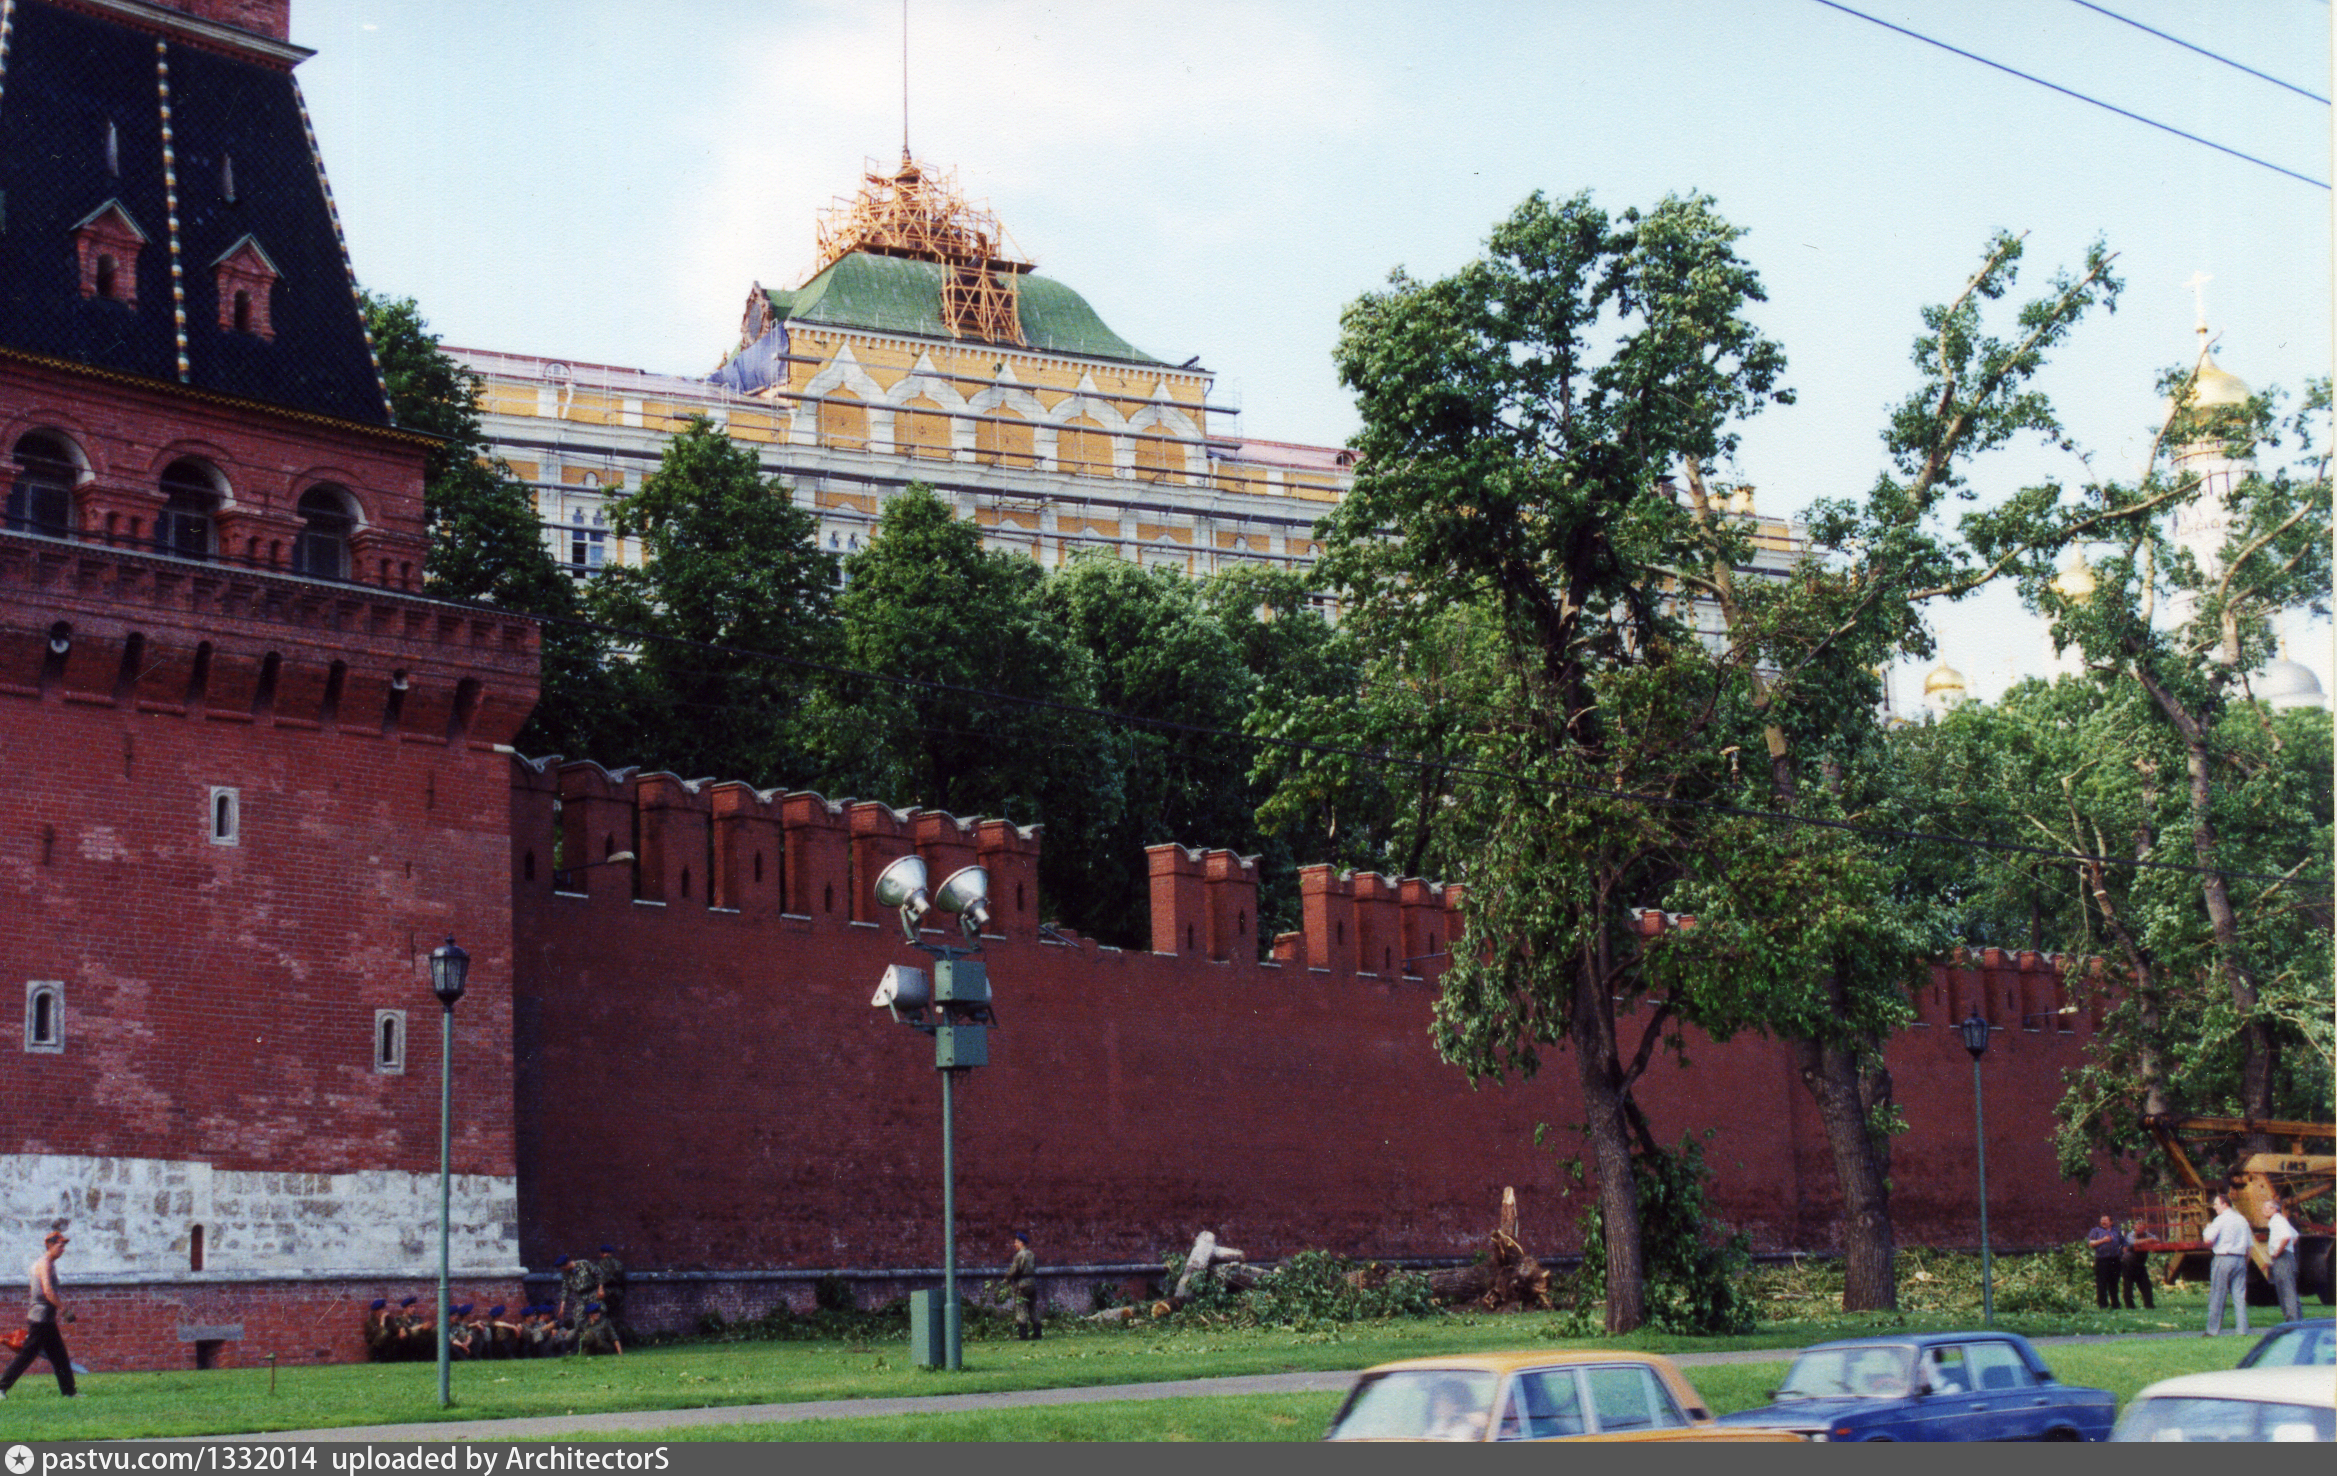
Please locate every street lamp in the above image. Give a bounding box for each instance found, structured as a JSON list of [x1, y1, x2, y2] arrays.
[[1959, 1009, 1994, 1327], [869, 855, 996, 1371], [428, 937, 469, 1408]]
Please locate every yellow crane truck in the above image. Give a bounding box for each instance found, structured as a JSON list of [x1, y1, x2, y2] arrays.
[[2128, 1116, 2335, 1305]]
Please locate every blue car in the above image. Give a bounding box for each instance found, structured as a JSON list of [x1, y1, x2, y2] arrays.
[[2236, 1319, 2335, 1369], [1716, 1332, 2116, 1442]]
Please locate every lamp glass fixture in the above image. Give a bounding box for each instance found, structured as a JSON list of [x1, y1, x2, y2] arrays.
[[429, 937, 470, 1006], [1959, 1011, 1990, 1060]]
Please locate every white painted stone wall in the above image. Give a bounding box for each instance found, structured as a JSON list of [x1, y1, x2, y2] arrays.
[[0, 1153, 520, 1281]]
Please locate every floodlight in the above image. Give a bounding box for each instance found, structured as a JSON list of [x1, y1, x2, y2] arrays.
[[874, 854, 932, 943], [932, 865, 991, 941], [871, 963, 932, 1024]]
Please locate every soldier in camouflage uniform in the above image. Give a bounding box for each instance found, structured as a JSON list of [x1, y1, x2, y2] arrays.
[[1007, 1230, 1040, 1340], [555, 1255, 599, 1347], [577, 1301, 623, 1356], [592, 1245, 627, 1331]]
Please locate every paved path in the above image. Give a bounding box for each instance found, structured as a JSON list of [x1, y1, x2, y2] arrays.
[[199, 1331, 2204, 1443]]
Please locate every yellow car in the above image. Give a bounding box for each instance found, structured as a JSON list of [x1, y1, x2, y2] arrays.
[[1323, 1349, 1806, 1443]]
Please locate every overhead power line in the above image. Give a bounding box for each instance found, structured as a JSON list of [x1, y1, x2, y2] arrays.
[[2066, 1, 2329, 106], [497, 601, 2330, 892], [1810, 0, 2332, 190]]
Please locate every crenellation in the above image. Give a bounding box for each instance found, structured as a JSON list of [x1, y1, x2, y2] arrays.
[[975, 817, 1040, 941], [1201, 848, 1257, 965], [632, 771, 710, 906], [1144, 843, 1206, 956], [909, 809, 980, 905], [778, 790, 850, 923], [1298, 864, 1355, 976], [707, 781, 783, 918], [556, 761, 639, 898], [846, 800, 915, 926], [1351, 872, 1401, 978]]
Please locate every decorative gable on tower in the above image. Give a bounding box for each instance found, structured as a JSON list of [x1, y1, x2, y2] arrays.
[[70, 199, 149, 307], [211, 234, 280, 340]]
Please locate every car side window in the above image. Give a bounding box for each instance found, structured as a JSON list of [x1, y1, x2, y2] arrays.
[[1924, 1346, 1971, 1394], [1964, 1342, 2035, 1392], [1503, 1369, 1586, 1439], [1585, 1365, 1686, 1432]]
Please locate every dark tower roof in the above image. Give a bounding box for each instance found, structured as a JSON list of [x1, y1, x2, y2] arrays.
[[0, 0, 391, 425]]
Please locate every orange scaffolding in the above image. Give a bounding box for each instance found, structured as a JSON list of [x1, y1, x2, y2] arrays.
[[810, 152, 1031, 347]]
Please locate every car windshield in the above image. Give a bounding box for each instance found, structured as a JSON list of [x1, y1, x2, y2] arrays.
[[1775, 1346, 1913, 1400], [2113, 1396, 2335, 1443], [1326, 1369, 1500, 1441], [2243, 1325, 2335, 1368]]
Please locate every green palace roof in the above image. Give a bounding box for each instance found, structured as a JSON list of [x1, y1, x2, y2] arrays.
[[765, 252, 1163, 366]]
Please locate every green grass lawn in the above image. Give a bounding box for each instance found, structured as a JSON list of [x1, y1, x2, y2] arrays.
[[0, 1290, 2279, 1442]]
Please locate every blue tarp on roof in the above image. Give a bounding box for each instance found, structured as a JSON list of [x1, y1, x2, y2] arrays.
[[709, 322, 789, 395]]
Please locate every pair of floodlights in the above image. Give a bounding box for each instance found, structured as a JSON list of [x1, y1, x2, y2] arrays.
[[872, 854, 992, 945]]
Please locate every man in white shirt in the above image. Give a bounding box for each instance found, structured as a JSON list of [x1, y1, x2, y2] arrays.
[[2202, 1193, 2255, 1337], [2264, 1195, 2302, 1325], [0, 1230, 76, 1399]]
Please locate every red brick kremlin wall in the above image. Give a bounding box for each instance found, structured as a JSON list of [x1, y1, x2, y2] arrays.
[[511, 758, 2131, 1325]]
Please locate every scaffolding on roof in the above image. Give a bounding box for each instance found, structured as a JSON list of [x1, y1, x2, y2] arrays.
[[810, 151, 1032, 347]]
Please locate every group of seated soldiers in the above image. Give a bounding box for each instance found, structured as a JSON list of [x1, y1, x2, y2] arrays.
[[361, 1247, 629, 1362]]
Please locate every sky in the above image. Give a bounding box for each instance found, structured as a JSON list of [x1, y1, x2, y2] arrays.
[[289, 0, 2334, 707]]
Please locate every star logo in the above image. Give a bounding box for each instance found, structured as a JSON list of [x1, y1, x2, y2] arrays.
[[6, 1444, 34, 1474]]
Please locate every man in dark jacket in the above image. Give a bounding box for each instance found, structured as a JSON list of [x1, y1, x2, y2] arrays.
[[2085, 1215, 2124, 1309]]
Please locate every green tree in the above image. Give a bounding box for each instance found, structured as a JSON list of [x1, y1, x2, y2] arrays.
[[1308, 201, 2124, 1327], [590, 416, 838, 786], [1321, 191, 1792, 1332], [1651, 232, 2120, 1312], [1039, 554, 1257, 946], [814, 485, 1120, 931], [1900, 675, 2332, 1173], [360, 290, 603, 756]]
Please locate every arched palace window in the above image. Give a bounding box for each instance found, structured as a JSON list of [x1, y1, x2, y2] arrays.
[[294, 486, 356, 579], [158, 459, 224, 560], [6, 433, 77, 537]]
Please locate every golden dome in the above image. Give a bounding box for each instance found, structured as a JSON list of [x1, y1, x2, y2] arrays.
[[2050, 552, 2096, 602], [1923, 664, 1968, 696], [2191, 352, 2251, 409]]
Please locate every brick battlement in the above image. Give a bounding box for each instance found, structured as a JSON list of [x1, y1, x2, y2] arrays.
[[506, 752, 2130, 1304], [507, 757, 1044, 933], [0, 534, 538, 746]]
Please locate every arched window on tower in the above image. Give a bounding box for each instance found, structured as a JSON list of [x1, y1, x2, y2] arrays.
[[6, 433, 79, 538], [158, 459, 224, 560], [294, 485, 356, 579]]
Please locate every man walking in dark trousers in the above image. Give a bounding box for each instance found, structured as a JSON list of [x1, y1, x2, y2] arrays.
[[0, 1231, 77, 1399], [2086, 1215, 2124, 1310], [2119, 1222, 2156, 1309]]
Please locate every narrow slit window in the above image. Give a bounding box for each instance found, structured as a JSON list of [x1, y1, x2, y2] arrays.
[[189, 1224, 205, 1272], [209, 786, 240, 846], [25, 982, 64, 1053], [374, 1010, 406, 1074]]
